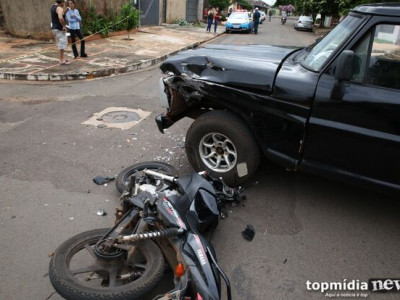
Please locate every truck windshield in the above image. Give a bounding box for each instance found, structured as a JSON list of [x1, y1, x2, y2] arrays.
[[302, 15, 364, 72]]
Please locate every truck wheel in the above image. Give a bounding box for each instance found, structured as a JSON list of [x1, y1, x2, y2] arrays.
[[185, 110, 260, 186]]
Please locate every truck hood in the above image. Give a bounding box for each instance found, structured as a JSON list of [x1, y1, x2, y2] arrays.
[[160, 44, 296, 92]]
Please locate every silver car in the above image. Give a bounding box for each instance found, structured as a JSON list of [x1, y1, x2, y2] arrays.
[[294, 16, 313, 31]]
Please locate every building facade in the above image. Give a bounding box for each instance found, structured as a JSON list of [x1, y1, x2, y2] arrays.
[[1, 0, 204, 39]]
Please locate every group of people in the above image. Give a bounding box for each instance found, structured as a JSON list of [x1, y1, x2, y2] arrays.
[[206, 7, 220, 34], [51, 0, 87, 65]]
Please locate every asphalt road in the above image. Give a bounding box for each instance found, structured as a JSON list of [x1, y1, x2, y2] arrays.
[[0, 18, 399, 300]]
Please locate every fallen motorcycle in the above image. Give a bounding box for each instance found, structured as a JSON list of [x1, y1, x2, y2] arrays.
[[49, 161, 242, 300]]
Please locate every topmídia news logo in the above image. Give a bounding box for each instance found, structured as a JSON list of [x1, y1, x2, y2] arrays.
[[306, 278, 400, 298]]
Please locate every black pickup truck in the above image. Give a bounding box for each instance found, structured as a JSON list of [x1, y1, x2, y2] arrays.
[[156, 3, 400, 196]]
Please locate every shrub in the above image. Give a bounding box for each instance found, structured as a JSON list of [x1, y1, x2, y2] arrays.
[[173, 18, 188, 26], [80, 4, 139, 37]]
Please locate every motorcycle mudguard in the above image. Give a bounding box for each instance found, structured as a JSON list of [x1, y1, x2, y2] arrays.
[[179, 173, 220, 230], [177, 173, 215, 200]]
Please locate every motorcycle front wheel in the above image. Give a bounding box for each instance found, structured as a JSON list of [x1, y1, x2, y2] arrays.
[[116, 161, 179, 194], [49, 228, 165, 300]]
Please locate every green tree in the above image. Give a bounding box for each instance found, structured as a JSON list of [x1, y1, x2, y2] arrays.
[[274, 0, 295, 7], [338, 0, 391, 15], [236, 0, 253, 10], [209, 0, 231, 10], [120, 3, 139, 39]]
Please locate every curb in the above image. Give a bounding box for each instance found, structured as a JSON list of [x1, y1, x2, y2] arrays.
[[0, 33, 223, 82]]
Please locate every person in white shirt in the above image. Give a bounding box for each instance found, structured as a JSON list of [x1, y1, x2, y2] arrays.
[[66, 0, 87, 58]]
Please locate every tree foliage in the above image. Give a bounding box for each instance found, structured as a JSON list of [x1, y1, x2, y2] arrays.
[[293, 0, 392, 17], [236, 0, 254, 10], [209, 0, 231, 10], [291, 0, 389, 28]]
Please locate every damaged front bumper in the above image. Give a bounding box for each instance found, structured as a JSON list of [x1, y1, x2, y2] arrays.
[[156, 76, 181, 133], [156, 75, 206, 133]]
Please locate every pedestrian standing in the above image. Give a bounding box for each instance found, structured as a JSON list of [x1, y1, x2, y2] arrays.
[[214, 8, 220, 35], [206, 8, 214, 32], [253, 7, 261, 34], [66, 0, 87, 59], [268, 10, 273, 22], [51, 0, 69, 65]]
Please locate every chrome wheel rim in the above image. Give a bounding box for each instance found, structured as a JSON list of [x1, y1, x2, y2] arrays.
[[199, 132, 237, 172]]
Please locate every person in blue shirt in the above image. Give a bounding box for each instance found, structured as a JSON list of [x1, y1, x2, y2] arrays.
[[66, 0, 87, 58], [253, 8, 261, 34]]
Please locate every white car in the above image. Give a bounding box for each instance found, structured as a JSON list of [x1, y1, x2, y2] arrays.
[[259, 11, 266, 23], [225, 11, 253, 33], [294, 16, 314, 31]]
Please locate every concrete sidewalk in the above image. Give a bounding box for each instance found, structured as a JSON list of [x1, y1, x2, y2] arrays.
[[0, 24, 224, 81]]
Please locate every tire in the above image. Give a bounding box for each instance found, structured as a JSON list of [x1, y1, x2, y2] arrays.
[[185, 110, 260, 186], [116, 161, 178, 194], [49, 228, 165, 300]]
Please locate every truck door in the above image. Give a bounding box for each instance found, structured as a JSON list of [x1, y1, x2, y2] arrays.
[[303, 22, 400, 194]]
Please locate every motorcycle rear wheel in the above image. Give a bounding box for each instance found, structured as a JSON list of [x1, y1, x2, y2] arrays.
[[49, 228, 165, 300], [116, 161, 179, 194]]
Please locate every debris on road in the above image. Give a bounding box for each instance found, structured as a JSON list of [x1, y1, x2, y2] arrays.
[[93, 176, 115, 185], [97, 208, 107, 216], [242, 224, 255, 241]]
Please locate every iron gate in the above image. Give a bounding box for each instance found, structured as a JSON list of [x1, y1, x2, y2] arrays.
[[186, 0, 197, 22], [138, 0, 159, 26]]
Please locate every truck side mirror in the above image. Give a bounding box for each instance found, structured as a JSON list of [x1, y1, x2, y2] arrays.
[[335, 50, 354, 81], [331, 50, 354, 100]]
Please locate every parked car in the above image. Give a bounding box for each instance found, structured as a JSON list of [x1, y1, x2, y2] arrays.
[[156, 4, 400, 197], [259, 11, 266, 23], [294, 15, 314, 31], [225, 11, 253, 33]]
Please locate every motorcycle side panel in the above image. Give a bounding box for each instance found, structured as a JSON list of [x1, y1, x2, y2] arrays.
[[158, 198, 187, 230], [183, 233, 220, 300]]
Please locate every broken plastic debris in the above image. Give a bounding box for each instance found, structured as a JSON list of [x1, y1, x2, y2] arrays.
[[93, 176, 115, 185], [97, 209, 107, 216], [242, 224, 255, 241]]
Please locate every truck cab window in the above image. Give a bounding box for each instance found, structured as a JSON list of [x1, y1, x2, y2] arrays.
[[351, 32, 371, 82], [366, 24, 400, 90], [302, 15, 363, 72]]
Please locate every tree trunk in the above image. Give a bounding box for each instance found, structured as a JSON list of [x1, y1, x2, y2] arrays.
[[320, 13, 326, 28]]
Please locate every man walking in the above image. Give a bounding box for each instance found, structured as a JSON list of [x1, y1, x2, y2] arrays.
[[253, 8, 261, 34], [51, 0, 69, 65]]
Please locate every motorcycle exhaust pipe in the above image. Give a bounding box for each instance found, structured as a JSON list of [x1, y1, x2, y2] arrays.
[[143, 169, 176, 182]]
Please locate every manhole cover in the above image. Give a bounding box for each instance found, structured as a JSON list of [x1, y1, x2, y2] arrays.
[[82, 107, 151, 130], [101, 111, 140, 123]]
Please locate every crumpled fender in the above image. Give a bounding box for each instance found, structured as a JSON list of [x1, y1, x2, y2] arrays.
[[161, 44, 296, 92]]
